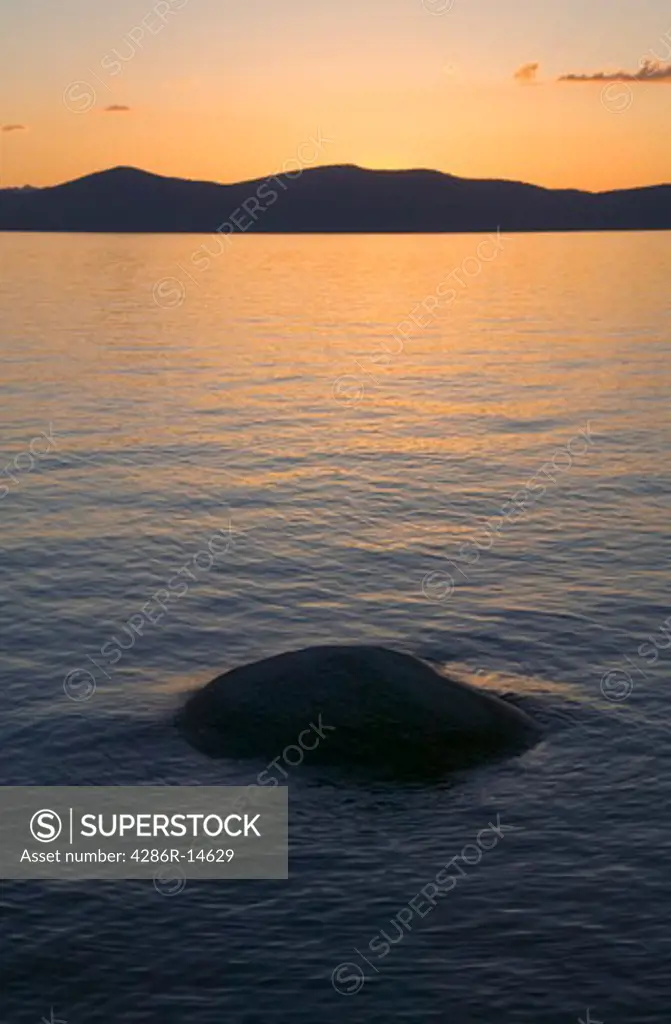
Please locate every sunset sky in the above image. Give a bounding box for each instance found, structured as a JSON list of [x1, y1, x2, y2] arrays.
[[1, 0, 670, 191]]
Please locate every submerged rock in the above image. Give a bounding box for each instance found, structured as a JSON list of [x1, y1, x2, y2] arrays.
[[176, 645, 541, 775]]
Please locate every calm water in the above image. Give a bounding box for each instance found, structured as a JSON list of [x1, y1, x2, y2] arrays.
[[1, 231, 670, 1023]]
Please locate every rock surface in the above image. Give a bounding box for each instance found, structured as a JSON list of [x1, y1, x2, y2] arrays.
[[176, 645, 542, 774]]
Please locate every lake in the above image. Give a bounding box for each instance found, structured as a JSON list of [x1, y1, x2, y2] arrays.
[[1, 230, 670, 1023]]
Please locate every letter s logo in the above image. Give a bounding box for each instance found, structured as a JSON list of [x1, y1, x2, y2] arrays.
[[30, 809, 63, 843]]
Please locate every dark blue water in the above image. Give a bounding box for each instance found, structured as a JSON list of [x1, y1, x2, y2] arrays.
[[1, 231, 670, 1023]]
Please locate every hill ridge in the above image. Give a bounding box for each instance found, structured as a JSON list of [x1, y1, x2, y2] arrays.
[[1, 164, 670, 233]]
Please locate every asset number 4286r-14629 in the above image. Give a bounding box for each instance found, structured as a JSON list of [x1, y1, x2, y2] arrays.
[[130, 849, 235, 863]]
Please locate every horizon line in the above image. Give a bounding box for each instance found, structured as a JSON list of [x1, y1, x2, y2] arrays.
[[3, 162, 671, 196]]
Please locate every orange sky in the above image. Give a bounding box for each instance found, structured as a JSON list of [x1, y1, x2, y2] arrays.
[[1, 0, 670, 191]]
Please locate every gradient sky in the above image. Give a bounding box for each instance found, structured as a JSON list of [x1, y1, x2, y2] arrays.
[[1, 0, 670, 190]]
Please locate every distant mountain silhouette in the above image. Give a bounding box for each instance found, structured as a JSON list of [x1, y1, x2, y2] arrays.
[[1, 164, 670, 233]]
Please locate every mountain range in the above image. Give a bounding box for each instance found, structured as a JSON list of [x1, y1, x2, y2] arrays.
[[1, 164, 670, 233]]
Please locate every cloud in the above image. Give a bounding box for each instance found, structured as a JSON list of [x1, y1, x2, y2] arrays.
[[559, 59, 671, 83], [103, 104, 131, 112], [2, 124, 27, 133], [514, 62, 540, 84]]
